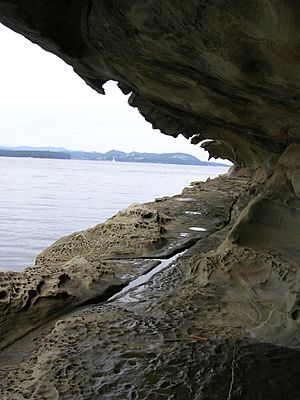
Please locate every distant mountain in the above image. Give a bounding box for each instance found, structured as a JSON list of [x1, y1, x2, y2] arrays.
[[96, 150, 222, 166], [0, 149, 71, 160], [0, 146, 229, 166], [67, 151, 104, 160], [104, 150, 127, 159]]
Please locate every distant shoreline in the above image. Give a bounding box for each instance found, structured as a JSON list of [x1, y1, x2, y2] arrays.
[[0, 147, 229, 167], [0, 149, 70, 160]]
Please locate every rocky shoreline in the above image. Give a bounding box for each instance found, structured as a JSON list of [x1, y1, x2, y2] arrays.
[[1, 174, 299, 399], [2, 2, 300, 398]]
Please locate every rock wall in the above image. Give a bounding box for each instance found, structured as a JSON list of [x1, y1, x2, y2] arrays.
[[1, 2, 300, 399]]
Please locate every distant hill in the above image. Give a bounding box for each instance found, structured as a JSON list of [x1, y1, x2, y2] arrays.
[[91, 150, 224, 166], [0, 149, 71, 160], [0, 146, 229, 166], [67, 149, 228, 166]]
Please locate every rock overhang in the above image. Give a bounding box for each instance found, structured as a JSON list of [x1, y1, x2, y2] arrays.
[[2, 4, 300, 395], [1, 0, 300, 170]]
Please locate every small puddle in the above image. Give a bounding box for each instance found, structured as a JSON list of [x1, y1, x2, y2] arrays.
[[108, 250, 187, 303], [184, 211, 201, 215], [189, 227, 206, 232], [174, 197, 193, 202]]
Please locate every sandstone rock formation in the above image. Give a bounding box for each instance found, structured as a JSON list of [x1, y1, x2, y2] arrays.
[[1, 2, 300, 399], [0, 204, 168, 349], [1, 1, 300, 171]]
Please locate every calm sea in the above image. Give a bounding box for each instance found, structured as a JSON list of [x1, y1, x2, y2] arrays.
[[0, 157, 228, 271]]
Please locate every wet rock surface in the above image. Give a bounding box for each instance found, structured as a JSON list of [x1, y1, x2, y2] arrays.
[[1, 175, 300, 399], [0, 178, 239, 351]]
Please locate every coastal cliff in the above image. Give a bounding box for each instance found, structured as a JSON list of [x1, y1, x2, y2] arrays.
[[1, 2, 300, 399]]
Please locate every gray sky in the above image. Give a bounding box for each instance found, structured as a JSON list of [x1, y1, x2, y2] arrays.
[[0, 24, 209, 159]]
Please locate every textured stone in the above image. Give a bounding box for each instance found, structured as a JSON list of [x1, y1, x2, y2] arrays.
[[0, 178, 244, 351], [36, 204, 169, 267], [1, 177, 300, 399], [1, 2, 300, 399]]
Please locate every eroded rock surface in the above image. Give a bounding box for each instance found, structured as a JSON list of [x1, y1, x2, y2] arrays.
[[1, 176, 300, 399], [1, 2, 300, 399], [0, 177, 241, 350], [35, 204, 170, 267], [0, 204, 169, 349]]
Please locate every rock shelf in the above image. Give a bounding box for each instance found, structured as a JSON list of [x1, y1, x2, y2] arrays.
[[1, 175, 299, 399], [1, 2, 300, 398]]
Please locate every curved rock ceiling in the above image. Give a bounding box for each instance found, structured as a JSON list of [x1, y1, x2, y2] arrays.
[[1, 0, 300, 171]]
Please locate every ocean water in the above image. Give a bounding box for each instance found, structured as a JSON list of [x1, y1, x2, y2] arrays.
[[0, 157, 228, 271]]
